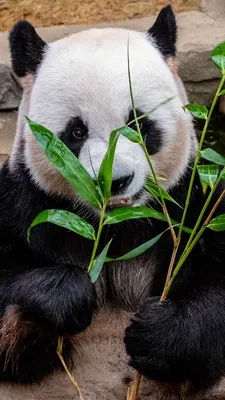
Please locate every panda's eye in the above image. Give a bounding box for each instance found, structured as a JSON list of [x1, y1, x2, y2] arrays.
[[72, 128, 86, 140]]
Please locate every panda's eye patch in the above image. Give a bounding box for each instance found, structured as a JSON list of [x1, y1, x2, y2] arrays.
[[126, 109, 162, 156], [126, 109, 144, 131], [59, 116, 88, 157]]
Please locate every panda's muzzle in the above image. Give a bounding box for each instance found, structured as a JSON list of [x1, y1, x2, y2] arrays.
[[106, 172, 144, 208], [110, 173, 134, 197]]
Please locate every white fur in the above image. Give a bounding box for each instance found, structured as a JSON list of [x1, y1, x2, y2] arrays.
[[20, 27, 195, 204]]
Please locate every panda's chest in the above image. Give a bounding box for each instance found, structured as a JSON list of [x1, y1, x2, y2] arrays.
[[96, 253, 158, 312], [40, 224, 158, 310]]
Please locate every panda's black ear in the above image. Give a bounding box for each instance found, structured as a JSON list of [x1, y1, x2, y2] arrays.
[[9, 21, 47, 77], [148, 5, 177, 58]]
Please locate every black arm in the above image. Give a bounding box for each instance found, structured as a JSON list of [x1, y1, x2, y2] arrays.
[[125, 181, 225, 392], [9, 264, 96, 334], [0, 241, 96, 383], [0, 236, 96, 335]]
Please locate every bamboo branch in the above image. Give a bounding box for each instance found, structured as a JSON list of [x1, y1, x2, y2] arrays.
[[127, 372, 142, 400], [57, 337, 84, 400]]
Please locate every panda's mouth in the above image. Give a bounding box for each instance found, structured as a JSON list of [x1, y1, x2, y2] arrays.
[[106, 191, 143, 209], [107, 196, 134, 209]]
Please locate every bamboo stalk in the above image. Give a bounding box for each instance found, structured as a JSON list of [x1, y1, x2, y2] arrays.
[[57, 337, 84, 400], [127, 372, 142, 400]]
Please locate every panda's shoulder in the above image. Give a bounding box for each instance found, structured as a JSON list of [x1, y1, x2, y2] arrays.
[[0, 161, 55, 235]]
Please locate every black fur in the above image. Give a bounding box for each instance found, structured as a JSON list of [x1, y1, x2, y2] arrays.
[[9, 21, 47, 77], [59, 117, 89, 158], [148, 5, 177, 58], [0, 162, 96, 382], [127, 110, 162, 155], [125, 170, 225, 392], [0, 334, 72, 383], [1, 154, 225, 391]]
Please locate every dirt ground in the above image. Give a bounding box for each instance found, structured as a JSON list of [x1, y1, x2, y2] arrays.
[[0, 0, 198, 31]]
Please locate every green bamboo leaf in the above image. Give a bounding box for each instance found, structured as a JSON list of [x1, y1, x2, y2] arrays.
[[26, 117, 101, 208], [219, 90, 225, 96], [119, 126, 141, 143], [28, 209, 96, 241], [127, 97, 175, 127], [104, 206, 192, 233], [98, 130, 120, 200], [200, 181, 208, 196], [104, 206, 166, 224], [197, 165, 219, 189], [200, 148, 225, 166], [220, 167, 225, 180], [144, 179, 181, 207], [184, 104, 208, 120], [89, 240, 112, 282], [212, 42, 225, 74], [207, 214, 225, 231], [105, 232, 164, 262]]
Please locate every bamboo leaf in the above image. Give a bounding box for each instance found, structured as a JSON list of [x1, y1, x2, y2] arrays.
[[144, 179, 181, 207], [200, 148, 225, 166], [89, 240, 112, 282], [26, 117, 102, 208], [28, 209, 96, 240], [208, 214, 225, 231], [212, 42, 225, 74], [200, 180, 208, 196], [104, 206, 166, 224], [127, 97, 175, 127], [197, 165, 219, 189], [220, 167, 225, 180], [219, 90, 225, 96], [184, 104, 208, 120], [98, 130, 120, 200], [119, 126, 142, 143], [104, 206, 192, 233], [105, 232, 164, 262]]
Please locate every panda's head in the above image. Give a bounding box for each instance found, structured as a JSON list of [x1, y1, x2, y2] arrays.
[[9, 5, 197, 209]]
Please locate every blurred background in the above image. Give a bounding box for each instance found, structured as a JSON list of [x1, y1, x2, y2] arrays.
[[0, 0, 198, 31]]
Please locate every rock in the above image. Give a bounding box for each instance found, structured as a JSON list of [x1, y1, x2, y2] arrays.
[[0, 154, 8, 164], [0, 110, 17, 160], [184, 80, 221, 107], [0, 64, 22, 110], [200, 0, 225, 20]]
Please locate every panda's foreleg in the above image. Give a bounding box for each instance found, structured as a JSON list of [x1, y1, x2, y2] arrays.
[[125, 181, 225, 393], [125, 247, 225, 394], [0, 264, 96, 382], [8, 265, 96, 335], [125, 286, 225, 392]]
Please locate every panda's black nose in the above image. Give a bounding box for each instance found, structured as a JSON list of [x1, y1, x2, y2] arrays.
[[111, 173, 134, 196]]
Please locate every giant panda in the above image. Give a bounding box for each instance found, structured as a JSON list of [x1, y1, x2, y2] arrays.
[[1, 5, 225, 400]]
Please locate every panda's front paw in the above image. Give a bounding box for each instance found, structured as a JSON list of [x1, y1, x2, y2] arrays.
[[12, 266, 96, 335], [124, 297, 218, 391], [125, 298, 178, 383]]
